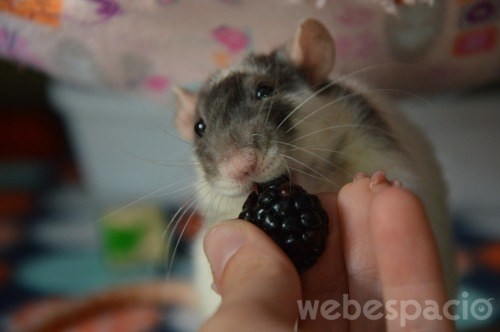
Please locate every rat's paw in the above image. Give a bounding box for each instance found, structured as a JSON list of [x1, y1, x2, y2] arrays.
[[353, 172, 368, 182], [369, 171, 403, 193], [369, 171, 388, 190], [351, 171, 402, 192]]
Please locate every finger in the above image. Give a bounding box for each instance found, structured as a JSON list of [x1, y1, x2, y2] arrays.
[[298, 192, 349, 331], [371, 187, 454, 331], [202, 220, 301, 332], [336, 174, 388, 330]]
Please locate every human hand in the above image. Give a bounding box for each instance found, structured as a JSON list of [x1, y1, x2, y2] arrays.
[[201, 173, 455, 331]]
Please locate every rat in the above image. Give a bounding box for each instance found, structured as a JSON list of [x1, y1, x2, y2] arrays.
[[173, 18, 456, 318], [25, 18, 456, 331]]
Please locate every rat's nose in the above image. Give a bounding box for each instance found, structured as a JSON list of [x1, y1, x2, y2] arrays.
[[220, 148, 258, 181]]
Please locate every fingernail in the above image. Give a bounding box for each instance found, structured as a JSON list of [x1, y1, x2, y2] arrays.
[[204, 222, 247, 280]]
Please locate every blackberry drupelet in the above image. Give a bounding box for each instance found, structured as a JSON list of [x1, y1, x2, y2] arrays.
[[238, 175, 329, 272]]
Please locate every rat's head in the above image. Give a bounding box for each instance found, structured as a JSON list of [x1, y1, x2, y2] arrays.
[[174, 19, 336, 197]]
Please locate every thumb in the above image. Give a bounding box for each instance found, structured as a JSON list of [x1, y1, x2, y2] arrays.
[[202, 220, 301, 331]]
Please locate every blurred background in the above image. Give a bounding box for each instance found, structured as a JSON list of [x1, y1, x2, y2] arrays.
[[2, 57, 500, 332], [1, 1, 500, 331], [0, 58, 201, 332]]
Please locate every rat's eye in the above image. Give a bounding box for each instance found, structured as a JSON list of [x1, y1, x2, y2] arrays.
[[255, 84, 274, 100], [194, 119, 206, 138]]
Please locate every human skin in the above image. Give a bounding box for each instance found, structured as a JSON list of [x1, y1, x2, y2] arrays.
[[202, 173, 455, 332]]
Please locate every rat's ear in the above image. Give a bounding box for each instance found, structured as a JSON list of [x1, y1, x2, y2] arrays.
[[286, 18, 335, 86], [172, 86, 198, 142]]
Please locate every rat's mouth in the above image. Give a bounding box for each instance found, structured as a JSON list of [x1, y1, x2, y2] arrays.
[[211, 180, 254, 198], [211, 145, 287, 197]]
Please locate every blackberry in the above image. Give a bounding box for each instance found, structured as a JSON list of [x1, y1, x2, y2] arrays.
[[238, 175, 329, 272]]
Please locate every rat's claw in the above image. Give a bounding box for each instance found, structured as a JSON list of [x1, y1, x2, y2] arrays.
[[353, 171, 402, 190], [353, 172, 367, 182], [369, 171, 403, 191], [370, 171, 387, 189]]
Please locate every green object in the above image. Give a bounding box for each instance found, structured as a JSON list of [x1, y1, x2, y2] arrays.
[[101, 205, 168, 268], [103, 224, 146, 260]]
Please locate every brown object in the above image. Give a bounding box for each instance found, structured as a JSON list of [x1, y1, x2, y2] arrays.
[[19, 281, 197, 332]]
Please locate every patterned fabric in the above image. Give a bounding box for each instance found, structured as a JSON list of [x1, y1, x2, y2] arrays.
[[0, 0, 499, 106]]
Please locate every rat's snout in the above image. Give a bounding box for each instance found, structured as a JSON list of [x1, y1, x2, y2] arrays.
[[220, 148, 258, 181]]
